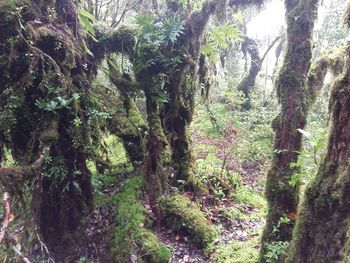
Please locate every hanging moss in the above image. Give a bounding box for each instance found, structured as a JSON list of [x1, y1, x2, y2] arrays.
[[158, 194, 217, 247]]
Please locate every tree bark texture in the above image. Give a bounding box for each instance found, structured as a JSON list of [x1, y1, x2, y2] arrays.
[[260, 0, 320, 261], [285, 44, 350, 263]]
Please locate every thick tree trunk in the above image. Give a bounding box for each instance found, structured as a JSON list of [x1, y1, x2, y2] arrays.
[[285, 44, 350, 263], [259, 0, 319, 262], [0, 0, 94, 257]]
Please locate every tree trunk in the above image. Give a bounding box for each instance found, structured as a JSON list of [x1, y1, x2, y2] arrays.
[[163, 65, 196, 188], [143, 82, 170, 196], [237, 37, 261, 110], [259, 0, 319, 262], [285, 44, 350, 263], [0, 0, 94, 257]]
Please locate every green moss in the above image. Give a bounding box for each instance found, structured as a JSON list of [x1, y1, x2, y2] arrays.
[[214, 237, 260, 263], [137, 231, 172, 263], [111, 176, 171, 263], [221, 204, 266, 222], [234, 186, 266, 209], [158, 194, 217, 247]]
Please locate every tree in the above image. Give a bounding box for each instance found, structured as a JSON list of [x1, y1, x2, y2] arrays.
[[0, 0, 97, 257], [285, 19, 350, 263], [260, 0, 320, 261]]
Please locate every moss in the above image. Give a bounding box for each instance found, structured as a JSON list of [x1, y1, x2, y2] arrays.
[[158, 194, 217, 247], [39, 129, 59, 143], [137, 231, 172, 263], [234, 186, 267, 209], [111, 175, 171, 263], [214, 237, 260, 263]]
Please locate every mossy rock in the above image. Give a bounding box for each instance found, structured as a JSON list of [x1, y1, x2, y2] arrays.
[[158, 194, 217, 247], [111, 175, 171, 263]]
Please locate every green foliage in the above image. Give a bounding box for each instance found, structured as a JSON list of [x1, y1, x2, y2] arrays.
[[289, 128, 327, 187], [133, 14, 185, 73], [35, 93, 80, 112], [79, 8, 98, 42], [264, 241, 289, 263], [215, 237, 260, 263], [234, 186, 266, 209], [195, 151, 241, 198], [203, 24, 242, 62]]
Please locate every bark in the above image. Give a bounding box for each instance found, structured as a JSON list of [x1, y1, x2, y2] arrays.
[[144, 85, 169, 196], [162, 0, 224, 188], [286, 44, 350, 263], [259, 0, 320, 262], [0, 0, 94, 257], [237, 35, 282, 110]]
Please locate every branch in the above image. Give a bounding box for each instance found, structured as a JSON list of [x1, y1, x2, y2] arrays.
[[12, 245, 31, 263], [94, 25, 136, 57], [261, 35, 283, 63], [0, 192, 12, 244], [107, 58, 141, 95], [307, 54, 344, 104], [0, 146, 50, 194]]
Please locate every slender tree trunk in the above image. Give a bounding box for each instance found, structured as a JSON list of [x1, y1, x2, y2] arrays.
[[237, 37, 261, 110], [259, 0, 319, 262], [285, 44, 350, 263]]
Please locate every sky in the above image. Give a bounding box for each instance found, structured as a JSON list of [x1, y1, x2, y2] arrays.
[[247, 0, 285, 39]]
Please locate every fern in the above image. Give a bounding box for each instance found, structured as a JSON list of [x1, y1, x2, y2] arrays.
[[160, 17, 184, 45], [203, 24, 242, 62], [133, 15, 185, 73]]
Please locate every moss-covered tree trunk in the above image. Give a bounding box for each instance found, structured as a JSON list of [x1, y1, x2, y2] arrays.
[[259, 0, 319, 261], [162, 0, 221, 189], [0, 0, 94, 257], [144, 86, 169, 196], [163, 65, 196, 188], [106, 59, 147, 165], [285, 43, 350, 263]]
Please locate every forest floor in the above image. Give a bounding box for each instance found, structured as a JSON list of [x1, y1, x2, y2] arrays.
[[74, 127, 268, 263], [0, 106, 271, 262]]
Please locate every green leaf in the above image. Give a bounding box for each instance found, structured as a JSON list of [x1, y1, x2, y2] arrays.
[[78, 8, 96, 23]]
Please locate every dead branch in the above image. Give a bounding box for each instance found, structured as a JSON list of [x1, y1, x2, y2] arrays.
[[12, 245, 31, 263], [0, 192, 12, 244], [261, 35, 283, 63]]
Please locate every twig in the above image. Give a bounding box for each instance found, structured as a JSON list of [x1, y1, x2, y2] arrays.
[[12, 246, 31, 263], [0, 192, 12, 244]]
